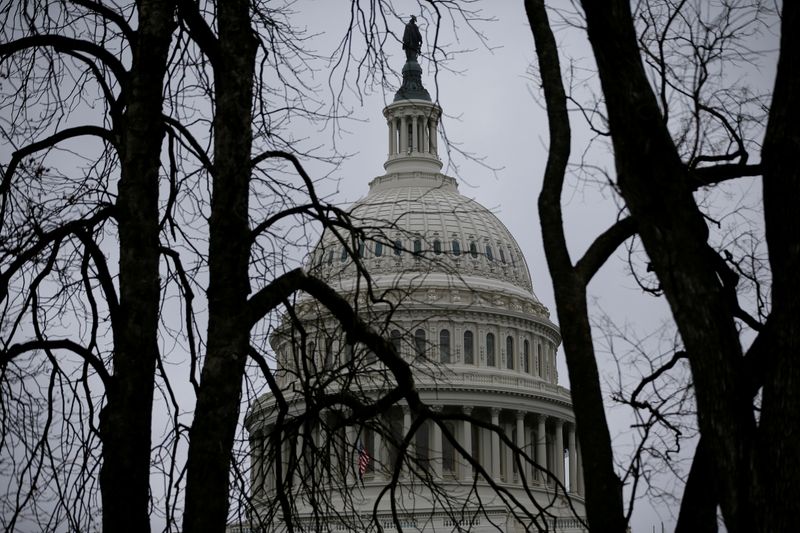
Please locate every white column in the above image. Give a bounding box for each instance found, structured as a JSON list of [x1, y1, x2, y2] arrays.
[[462, 406, 473, 480], [515, 411, 525, 485], [554, 418, 564, 485], [400, 115, 408, 153], [536, 415, 547, 483], [490, 408, 501, 480], [568, 423, 577, 493], [431, 407, 443, 477], [411, 115, 419, 152]]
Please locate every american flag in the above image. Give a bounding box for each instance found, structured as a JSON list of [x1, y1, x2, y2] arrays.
[[357, 439, 370, 480]]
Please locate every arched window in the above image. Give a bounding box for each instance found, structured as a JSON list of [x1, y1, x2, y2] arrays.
[[506, 335, 514, 369], [390, 329, 402, 355], [375, 242, 383, 257], [463, 331, 474, 365], [486, 245, 494, 261], [413, 239, 422, 255], [433, 239, 442, 255], [470, 241, 478, 258], [414, 329, 427, 358], [340, 246, 348, 262], [393, 239, 403, 256], [452, 240, 461, 256], [524, 339, 530, 373], [486, 333, 496, 367], [537, 344, 543, 377], [358, 240, 365, 258], [499, 247, 506, 263], [327, 249, 334, 265], [439, 329, 451, 363]]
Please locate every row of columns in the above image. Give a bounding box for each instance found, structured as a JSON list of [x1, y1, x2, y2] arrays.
[[251, 406, 584, 497], [386, 113, 438, 156]]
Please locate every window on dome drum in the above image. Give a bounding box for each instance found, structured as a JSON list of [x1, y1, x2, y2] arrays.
[[537, 344, 543, 377], [375, 241, 383, 257], [358, 240, 365, 258], [340, 246, 348, 262], [327, 249, 334, 265], [390, 329, 402, 355], [366, 349, 377, 363], [469, 241, 478, 258], [463, 330, 474, 365], [486, 245, 494, 261], [324, 338, 334, 370], [499, 247, 506, 263], [524, 339, 530, 374], [393, 239, 403, 256], [442, 421, 456, 473], [506, 336, 514, 369], [361, 427, 375, 474], [413, 239, 422, 255], [414, 329, 427, 358], [433, 239, 442, 255], [486, 333, 496, 367], [439, 329, 451, 363], [347, 343, 355, 362], [452, 239, 461, 256]]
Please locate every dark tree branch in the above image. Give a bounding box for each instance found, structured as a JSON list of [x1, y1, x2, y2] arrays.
[[1, 339, 110, 385], [575, 217, 637, 285]]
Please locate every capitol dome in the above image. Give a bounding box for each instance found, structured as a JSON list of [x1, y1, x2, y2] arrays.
[[242, 23, 586, 533]]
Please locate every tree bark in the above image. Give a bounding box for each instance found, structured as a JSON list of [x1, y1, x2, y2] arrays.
[[182, 0, 257, 530], [98, 1, 174, 532]]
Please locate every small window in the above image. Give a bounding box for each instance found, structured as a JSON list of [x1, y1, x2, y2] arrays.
[[327, 250, 334, 265], [486, 245, 494, 262], [469, 241, 478, 258], [414, 329, 427, 358], [340, 247, 348, 262], [506, 336, 514, 369], [439, 329, 451, 363], [433, 240, 442, 255], [464, 330, 474, 365], [413, 239, 422, 255], [499, 247, 506, 263], [486, 333, 495, 367], [393, 239, 403, 256], [452, 240, 461, 256], [358, 241, 365, 258]]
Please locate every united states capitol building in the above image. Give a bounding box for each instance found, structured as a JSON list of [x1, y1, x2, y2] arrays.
[[241, 22, 587, 533]]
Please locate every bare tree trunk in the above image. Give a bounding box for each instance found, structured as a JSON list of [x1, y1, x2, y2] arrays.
[[758, 5, 800, 531], [182, 0, 257, 530], [525, 2, 628, 531], [98, 1, 174, 532]]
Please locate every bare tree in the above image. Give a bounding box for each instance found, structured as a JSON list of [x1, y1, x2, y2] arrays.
[[525, 0, 796, 532], [1, 2, 514, 532]]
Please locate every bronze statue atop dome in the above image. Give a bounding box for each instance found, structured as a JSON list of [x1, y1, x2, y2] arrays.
[[402, 16, 422, 62]]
